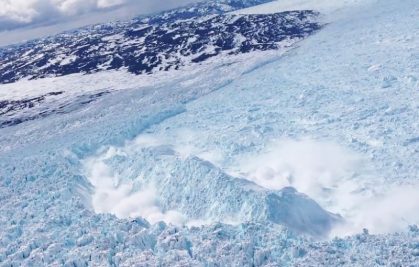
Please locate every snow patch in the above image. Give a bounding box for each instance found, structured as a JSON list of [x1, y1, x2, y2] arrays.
[[233, 0, 376, 16]]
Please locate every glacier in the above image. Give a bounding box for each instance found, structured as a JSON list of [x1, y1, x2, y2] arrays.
[[0, 0, 418, 266]]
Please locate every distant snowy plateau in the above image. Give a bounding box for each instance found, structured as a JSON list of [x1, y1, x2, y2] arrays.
[[0, 0, 418, 266]]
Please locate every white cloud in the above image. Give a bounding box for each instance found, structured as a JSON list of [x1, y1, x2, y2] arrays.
[[0, 0, 199, 46], [0, 0, 198, 31]]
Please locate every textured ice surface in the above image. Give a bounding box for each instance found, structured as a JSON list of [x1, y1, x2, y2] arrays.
[[0, 0, 418, 266], [83, 138, 340, 237]]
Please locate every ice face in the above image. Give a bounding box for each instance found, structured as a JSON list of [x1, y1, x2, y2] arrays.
[[83, 139, 341, 237], [0, 0, 418, 266]]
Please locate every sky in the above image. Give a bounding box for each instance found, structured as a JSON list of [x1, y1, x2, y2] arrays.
[[0, 0, 198, 46]]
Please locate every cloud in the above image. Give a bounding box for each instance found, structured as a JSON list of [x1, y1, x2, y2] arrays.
[[0, 0, 199, 46], [0, 0, 102, 31], [0, 0, 198, 31]]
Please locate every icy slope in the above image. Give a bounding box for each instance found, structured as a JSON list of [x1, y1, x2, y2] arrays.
[[233, 0, 373, 16], [142, 0, 419, 236], [0, 0, 418, 266]]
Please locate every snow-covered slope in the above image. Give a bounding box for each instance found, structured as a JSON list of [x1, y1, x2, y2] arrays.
[[233, 0, 373, 16], [0, 2, 319, 85], [0, 0, 418, 266], [0, 0, 321, 128]]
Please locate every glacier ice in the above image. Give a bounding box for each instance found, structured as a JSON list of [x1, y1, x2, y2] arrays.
[[83, 139, 341, 237], [0, 0, 418, 266]]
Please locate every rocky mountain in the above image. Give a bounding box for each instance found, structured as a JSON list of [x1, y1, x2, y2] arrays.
[[0, 0, 320, 84]]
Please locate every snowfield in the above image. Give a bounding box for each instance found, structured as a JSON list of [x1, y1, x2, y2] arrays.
[[0, 0, 418, 266], [232, 0, 373, 16]]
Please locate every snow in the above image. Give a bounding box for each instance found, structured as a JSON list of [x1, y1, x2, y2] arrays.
[[59, 55, 78, 66], [0, 0, 418, 266], [233, 0, 376, 16]]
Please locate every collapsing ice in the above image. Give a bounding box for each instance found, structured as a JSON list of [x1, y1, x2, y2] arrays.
[[83, 138, 342, 238]]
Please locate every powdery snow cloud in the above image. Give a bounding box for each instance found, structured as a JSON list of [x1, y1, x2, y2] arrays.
[[83, 145, 187, 226], [236, 138, 419, 236]]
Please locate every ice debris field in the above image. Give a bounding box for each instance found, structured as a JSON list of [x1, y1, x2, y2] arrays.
[[0, 0, 418, 266]]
